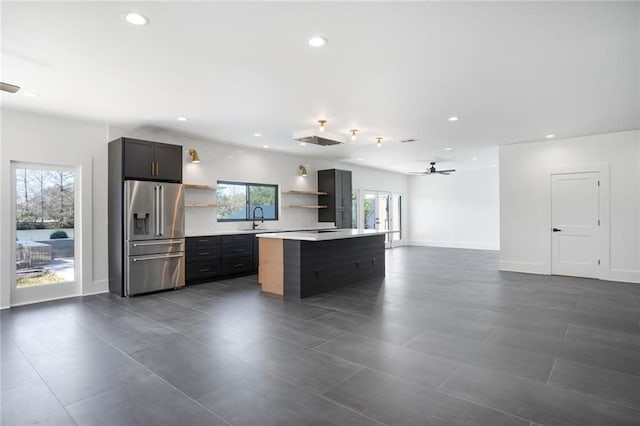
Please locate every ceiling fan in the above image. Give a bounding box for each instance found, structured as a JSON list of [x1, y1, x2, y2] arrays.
[[409, 161, 456, 175]]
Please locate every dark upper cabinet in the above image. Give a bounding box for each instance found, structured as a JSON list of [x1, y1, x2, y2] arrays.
[[153, 143, 182, 182], [116, 138, 182, 182], [318, 169, 353, 228]]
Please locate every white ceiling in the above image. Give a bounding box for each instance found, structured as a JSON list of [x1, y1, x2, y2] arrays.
[[2, 1, 638, 174]]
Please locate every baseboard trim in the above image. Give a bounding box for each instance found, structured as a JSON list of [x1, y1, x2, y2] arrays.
[[499, 260, 548, 275], [83, 279, 108, 295], [408, 240, 500, 251], [603, 269, 640, 284]]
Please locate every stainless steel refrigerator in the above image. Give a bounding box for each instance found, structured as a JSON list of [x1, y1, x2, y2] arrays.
[[121, 180, 185, 296]]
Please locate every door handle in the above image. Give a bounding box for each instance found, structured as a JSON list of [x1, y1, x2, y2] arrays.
[[552, 228, 562, 232]]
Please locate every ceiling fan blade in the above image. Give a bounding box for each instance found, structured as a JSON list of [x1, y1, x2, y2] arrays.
[[408, 171, 429, 175], [438, 169, 456, 173]]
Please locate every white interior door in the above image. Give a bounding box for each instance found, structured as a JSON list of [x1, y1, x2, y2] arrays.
[[551, 172, 600, 278]]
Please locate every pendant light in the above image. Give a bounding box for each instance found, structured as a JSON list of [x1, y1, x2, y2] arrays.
[[350, 129, 358, 141], [376, 137, 383, 148], [318, 120, 327, 132]]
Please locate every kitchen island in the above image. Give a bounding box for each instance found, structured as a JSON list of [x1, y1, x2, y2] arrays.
[[257, 229, 386, 298]]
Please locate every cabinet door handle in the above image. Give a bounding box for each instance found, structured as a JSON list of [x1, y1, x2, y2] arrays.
[[156, 161, 159, 176], [151, 162, 155, 176], [232, 249, 244, 253], [233, 263, 245, 268], [198, 239, 210, 243], [198, 252, 210, 256]]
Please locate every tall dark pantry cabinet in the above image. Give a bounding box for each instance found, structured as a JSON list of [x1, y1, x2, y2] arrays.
[[108, 138, 184, 296], [317, 168, 353, 228]]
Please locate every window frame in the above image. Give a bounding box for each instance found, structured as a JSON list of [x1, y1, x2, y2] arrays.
[[216, 180, 279, 222]]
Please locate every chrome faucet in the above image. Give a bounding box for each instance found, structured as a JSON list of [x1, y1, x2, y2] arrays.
[[252, 206, 264, 230]]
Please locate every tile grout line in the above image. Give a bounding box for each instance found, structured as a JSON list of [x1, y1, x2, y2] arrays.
[[63, 322, 233, 426], [309, 330, 350, 350], [543, 377, 640, 415], [358, 364, 536, 425], [260, 370, 388, 426], [6, 334, 81, 426], [562, 323, 571, 340], [435, 363, 465, 391], [545, 358, 558, 385]]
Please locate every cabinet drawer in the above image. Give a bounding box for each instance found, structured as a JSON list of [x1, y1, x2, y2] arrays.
[[221, 234, 253, 244], [186, 236, 221, 248], [186, 245, 220, 259], [186, 259, 221, 277], [221, 256, 253, 274], [221, 242, 253, 258]]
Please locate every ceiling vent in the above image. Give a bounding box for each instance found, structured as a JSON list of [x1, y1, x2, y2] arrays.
[[292, 130, 344, 146], [399, 138, 420, 143], [0, 82, 21, 93]]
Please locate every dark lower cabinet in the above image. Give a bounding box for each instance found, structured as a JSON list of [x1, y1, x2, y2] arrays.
[[283, 235, 385, 298], [186, 234, 257, 284]]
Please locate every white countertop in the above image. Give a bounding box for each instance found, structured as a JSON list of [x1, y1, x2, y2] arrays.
[[256, 229, 388, 241], [186, 225, 337, 237]]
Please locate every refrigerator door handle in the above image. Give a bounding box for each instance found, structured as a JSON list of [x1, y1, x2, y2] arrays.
[[158, 185, 164, 236], [132, 239, 184, 247], [132, 253, 184, 262], [154, 185, 160, 237]]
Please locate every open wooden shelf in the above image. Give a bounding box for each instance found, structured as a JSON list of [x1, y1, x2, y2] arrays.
[[283, 190, 327, 195], [288, 205, 328, 209], [184, 184, 216, 190]]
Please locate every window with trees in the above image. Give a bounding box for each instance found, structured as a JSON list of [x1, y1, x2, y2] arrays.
[[217, 181, 278, 221], [15, 166, 76, 287]]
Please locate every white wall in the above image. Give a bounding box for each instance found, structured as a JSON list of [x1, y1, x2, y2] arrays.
[[109, 127, 410, 237], [500, 129, 640, 283], [1, 109, 109, 308], [407, 166, 500, 250]]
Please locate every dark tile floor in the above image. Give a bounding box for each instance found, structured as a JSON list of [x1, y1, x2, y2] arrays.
[[2, 246, 640, 425]]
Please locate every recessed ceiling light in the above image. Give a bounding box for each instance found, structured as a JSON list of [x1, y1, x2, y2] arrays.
[[546, 134, 555, 139], [123, 12, 149, 26], [357, 158, 363, 161], [253, 132, 262, 137], [308, 36, 327, 47], [448, 116, 459, 122], [22, 91, 39, 98], [177, 117, 188, 122], [299, 142, 307, 146], [263, 145, 269, 149], [444, 147, 453, 151], [472, 157, 478, 160]]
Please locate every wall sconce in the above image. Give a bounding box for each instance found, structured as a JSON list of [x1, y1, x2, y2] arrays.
[[298, 165, 308, 176], [189, 148, 200, 163]]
